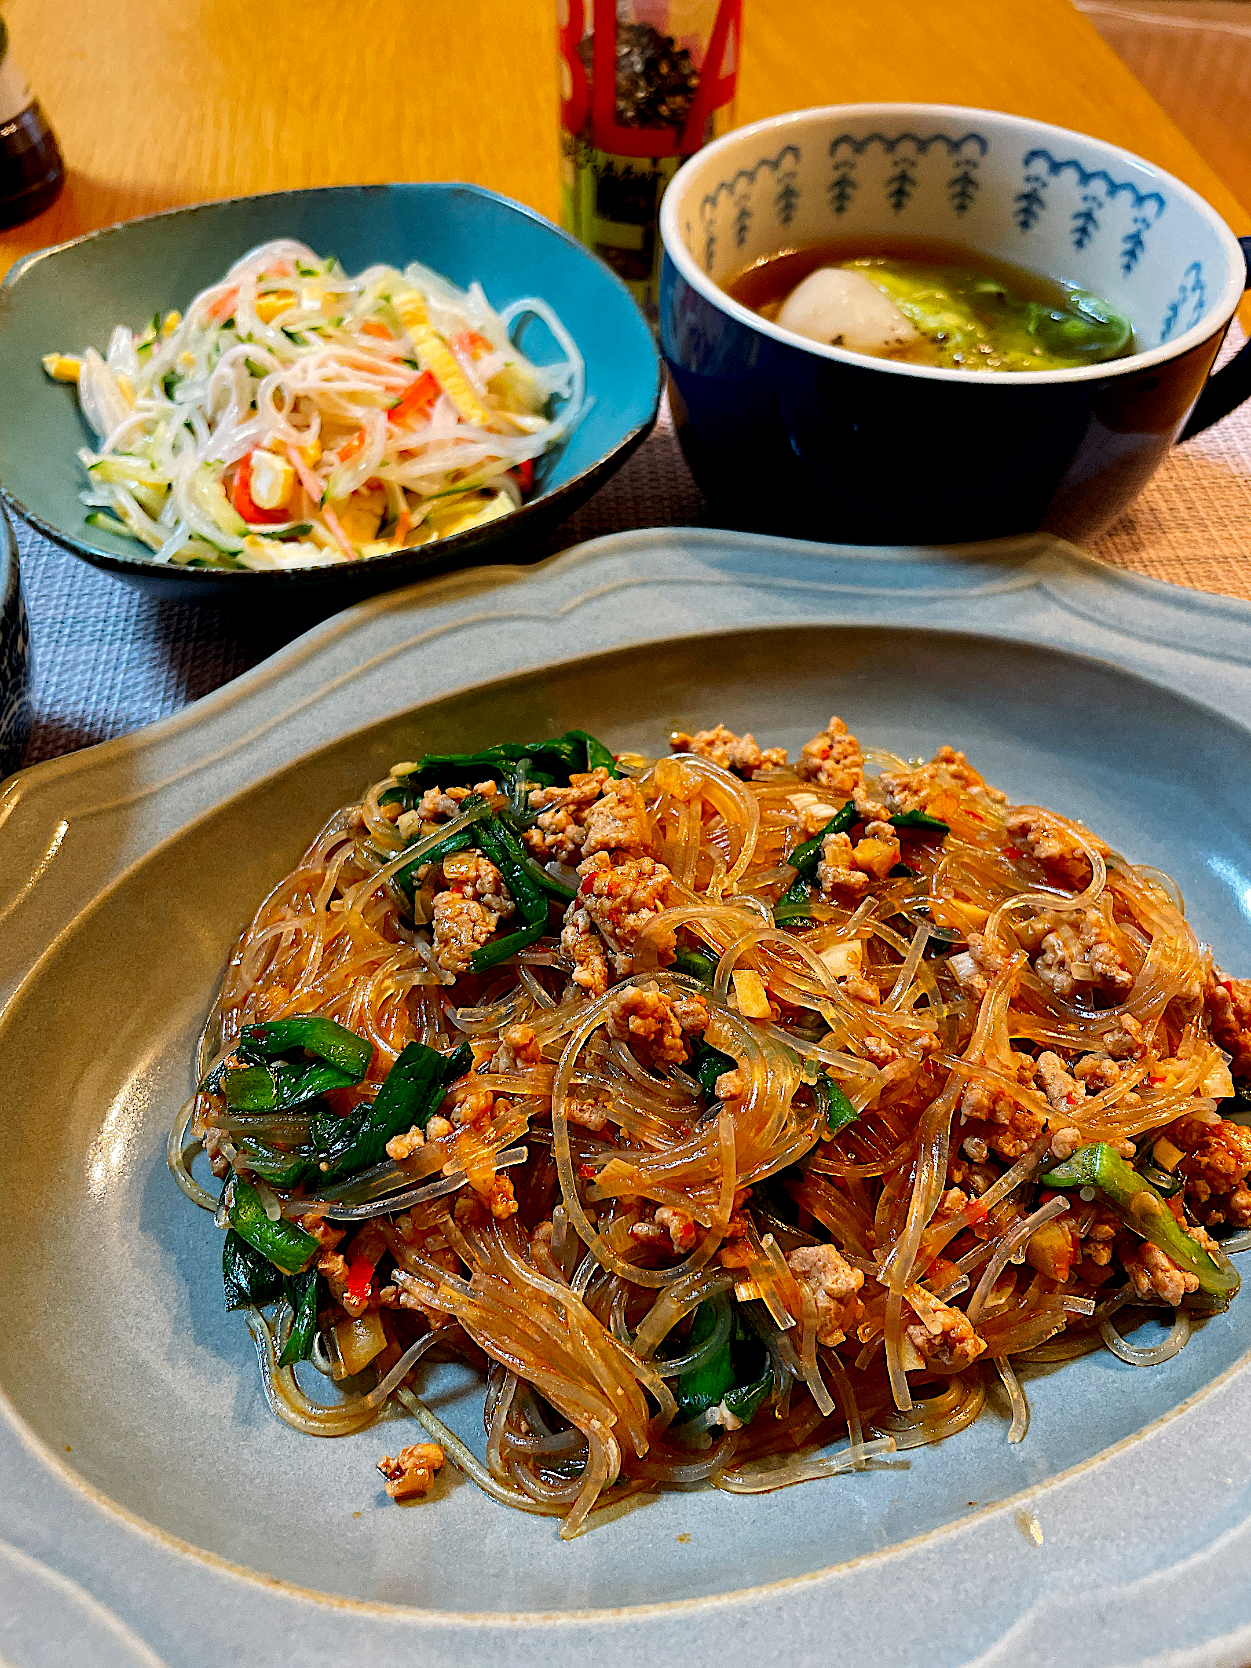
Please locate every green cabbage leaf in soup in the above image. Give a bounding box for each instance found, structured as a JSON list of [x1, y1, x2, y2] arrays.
[[850, 259, 1133, 373]]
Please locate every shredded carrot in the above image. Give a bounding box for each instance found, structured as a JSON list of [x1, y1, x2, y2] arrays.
[[338, 428, 368, 465], [360, 319, 393, 340], [320, 503, 357, 561], [204, 285, 239, 323], [389, 506, 412, 548]]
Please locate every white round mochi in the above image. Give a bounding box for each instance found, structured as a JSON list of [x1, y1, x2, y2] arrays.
[[777, 267, 920, 354]]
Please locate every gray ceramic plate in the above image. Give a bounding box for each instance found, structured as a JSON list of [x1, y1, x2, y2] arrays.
[[2, 529, 1250, 1667]]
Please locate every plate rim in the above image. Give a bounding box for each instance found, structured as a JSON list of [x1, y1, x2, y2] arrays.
[[6, 522, 1251, 790], [3, 1335, 1248, 1628]]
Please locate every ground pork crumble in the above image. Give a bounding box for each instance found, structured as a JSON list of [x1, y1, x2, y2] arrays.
[[1003, 806, 1110, 891], [522, 769, 651, 865], [878, 746, 1007, 816], [817, 822, 901, 900], [796, 715, 864, 797], [786, 1244, 865, 1347], [1206, 973, 1251, 1080], [377, 1442, 445, 1501], [669, 723, 788, 777], [432, 890, 502, 975], [606, 982, 709, 1068], [903, 1283, 987, 1371], [401, 782, 520, 975], [1169, 1111, 1251, 1228], [562, 852, 677, 996]]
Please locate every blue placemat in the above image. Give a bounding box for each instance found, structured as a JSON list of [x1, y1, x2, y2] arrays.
[[13, 403, 713, 767]]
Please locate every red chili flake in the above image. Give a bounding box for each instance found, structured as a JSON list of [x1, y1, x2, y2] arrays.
[[344, 1255, 376, 1306], [579, 873, 595, 896], [965, 1199, 990, 1227], [578, 1162, 598, 1179]]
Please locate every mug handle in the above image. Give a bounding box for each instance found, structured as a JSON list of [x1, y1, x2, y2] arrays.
[[1179, 235, 1251, 441]]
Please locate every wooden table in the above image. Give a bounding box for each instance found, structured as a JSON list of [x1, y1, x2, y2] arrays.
[[2, 0, 1249, 285]]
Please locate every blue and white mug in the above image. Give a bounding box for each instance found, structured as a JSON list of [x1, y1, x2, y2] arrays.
[[659, 104, 1251, 544]]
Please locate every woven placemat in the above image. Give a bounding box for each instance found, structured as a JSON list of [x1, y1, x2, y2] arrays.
[[12, 325, 1251, 768]]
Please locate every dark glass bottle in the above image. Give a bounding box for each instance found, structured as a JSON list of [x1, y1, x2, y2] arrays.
[[0, 16, 63, 229]]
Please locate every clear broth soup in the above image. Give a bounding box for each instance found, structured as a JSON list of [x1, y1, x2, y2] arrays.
[[724, 237, 1134, 373]]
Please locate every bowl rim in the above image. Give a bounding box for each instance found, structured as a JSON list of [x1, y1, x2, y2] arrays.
[[659, 102, 1247, 387], [0, 181, 662, 584]]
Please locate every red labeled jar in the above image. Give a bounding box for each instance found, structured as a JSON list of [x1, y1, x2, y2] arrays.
[[558, 0, 741, 320]]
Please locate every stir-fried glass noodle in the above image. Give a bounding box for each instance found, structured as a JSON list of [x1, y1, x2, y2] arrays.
[[171, 715, 1251, 1533], [43, 239, 584, 570]]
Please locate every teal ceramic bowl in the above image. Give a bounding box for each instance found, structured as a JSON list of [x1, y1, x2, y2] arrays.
[[0, 185, 661, 604], [0, 505, 32, 779]]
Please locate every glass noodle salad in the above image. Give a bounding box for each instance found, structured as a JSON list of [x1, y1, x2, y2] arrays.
[[42, 239, 585, 570]]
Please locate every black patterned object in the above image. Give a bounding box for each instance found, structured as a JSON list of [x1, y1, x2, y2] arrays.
[[0, 505, 32, 780]]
